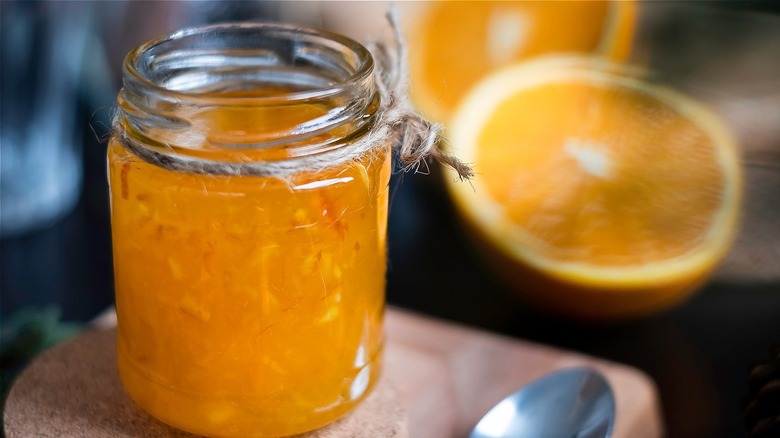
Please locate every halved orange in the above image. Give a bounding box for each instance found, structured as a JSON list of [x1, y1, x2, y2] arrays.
[[406, 0, 637, 123], [444, 56, 742, 319]]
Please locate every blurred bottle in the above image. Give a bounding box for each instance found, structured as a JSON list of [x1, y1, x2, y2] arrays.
[[0, 1, 95, 237]]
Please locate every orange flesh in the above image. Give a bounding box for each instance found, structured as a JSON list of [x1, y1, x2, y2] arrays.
[[109, 95, 390, 437], [476, 81, 725, 266], [409, 1, 634, 121]]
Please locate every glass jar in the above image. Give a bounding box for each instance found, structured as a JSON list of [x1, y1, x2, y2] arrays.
[[108, 23, 390, 437]]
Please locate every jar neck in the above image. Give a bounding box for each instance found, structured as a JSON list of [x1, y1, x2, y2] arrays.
[[116, 23, 379, 165]]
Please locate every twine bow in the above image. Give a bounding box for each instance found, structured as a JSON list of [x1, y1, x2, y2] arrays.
[[369, 6, 474, 181]]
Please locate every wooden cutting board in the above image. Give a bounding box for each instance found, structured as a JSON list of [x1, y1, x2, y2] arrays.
[[4, 307, 663, 437], [384, 308, 664, 438]]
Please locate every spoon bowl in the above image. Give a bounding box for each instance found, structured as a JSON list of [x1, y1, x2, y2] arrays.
[[469, 367, 615, 438]]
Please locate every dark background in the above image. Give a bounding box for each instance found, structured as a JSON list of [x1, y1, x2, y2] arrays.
[[2, 2, 780, 437]]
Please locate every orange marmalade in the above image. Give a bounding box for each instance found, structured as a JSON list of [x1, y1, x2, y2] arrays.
[[108, 24, 389, 437]]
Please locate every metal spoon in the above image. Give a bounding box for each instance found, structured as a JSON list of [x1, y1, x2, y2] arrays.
[[469, 367, 615, 438]]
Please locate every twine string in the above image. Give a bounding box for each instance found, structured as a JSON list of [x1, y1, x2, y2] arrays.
[[369, 6, 474, 181], [115, 9, 474, 181]]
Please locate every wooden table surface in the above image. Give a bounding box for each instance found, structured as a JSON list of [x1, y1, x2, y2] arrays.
[[4, 307, 662, 437]]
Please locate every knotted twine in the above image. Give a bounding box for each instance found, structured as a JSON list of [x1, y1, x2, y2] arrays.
[[114, 9, 474, 181], [367, 7, 474, 181]]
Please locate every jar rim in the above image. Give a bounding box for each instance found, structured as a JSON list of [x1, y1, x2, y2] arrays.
[[123, 21, 375, 106], [114, 21, 385, 177]]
